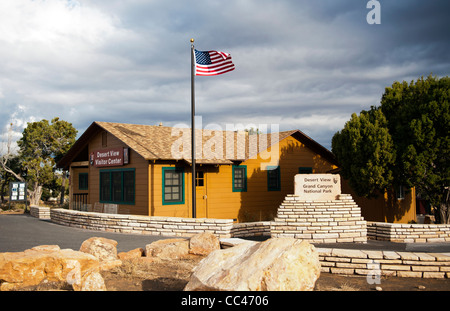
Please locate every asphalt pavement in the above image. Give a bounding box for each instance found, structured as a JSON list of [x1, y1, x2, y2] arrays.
[[0, 214, 172, 253], [1, 213, 450, 253]]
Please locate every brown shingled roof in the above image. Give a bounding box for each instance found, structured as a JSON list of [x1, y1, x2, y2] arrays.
[[57, 121, 336, 169]]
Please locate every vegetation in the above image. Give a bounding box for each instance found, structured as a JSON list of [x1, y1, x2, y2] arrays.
[[332, 75, 449, 223], [1, 117, 77, 207]]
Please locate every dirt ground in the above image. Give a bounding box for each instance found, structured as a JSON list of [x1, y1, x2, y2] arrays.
[[100, 255, 450, 292]]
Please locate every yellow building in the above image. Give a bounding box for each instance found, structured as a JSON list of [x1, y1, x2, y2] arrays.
[[57, 121, 339, 221], [57, 121, 416, 223]]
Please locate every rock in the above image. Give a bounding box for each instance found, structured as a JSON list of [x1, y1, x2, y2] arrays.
[[75, 271, 106, 291], [79, 237, 118, 262], [118, 248, 145, 261], [0, 247, 105, 291], [145, 238, 190, 260], [99, 259, 123, 271], [184, 238, 321, 291], [30, 245, 61, 252], [189, 232, 221, 256]]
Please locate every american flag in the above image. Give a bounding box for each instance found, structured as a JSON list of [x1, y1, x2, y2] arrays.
[[194, 49, 235, 76]]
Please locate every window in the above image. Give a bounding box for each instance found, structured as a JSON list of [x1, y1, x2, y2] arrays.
[[196, 171, 204, 187], [298, 167, 313, 174], [79, 173, 88, 190], [267, 166, 281, 191], [100, 169, 135, 204], [232, 165, 247, 192], [163, 167, 185, 205]]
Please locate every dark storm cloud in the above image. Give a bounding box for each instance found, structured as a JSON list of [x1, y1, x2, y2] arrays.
[[0, 0, 449, 150]]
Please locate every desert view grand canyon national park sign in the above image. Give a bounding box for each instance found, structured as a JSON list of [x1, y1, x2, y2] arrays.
[[294, 174, 341, 200]]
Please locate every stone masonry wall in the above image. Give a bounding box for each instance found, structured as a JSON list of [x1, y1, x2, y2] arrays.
[[231, 221, 271, 238], [317, 247, 450, 279], [32, 206, 450, 243], [367, 222, 450, 243], [30, 206, 51, 220], [50, 208, 234, 238], [271, 194, 367, 243]]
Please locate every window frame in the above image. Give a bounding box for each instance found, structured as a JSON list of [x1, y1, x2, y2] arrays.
[[196, 171, 205, 187], [162, 167, 185, 205], [232, 165, 247, 192], [78, 173, 89, 190], [99, 168, 135, 205], [267, 166, 281, 191]]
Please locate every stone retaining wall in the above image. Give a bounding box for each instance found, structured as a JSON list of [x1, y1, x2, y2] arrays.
[[50, 208, 234, 238], [367, 222, 450, 243], [231, 221, 271, 238], [317, 247, 450, 279], [271, 194, 367, 243], [32, 206, 450, 244], [30, 206, 51, 220]]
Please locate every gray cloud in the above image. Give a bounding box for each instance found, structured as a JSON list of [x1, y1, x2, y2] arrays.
[[0, 0, 449, 151]]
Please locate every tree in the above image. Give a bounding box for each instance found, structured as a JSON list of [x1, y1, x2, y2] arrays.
[[332, 108, 396, 198], [17, 117, 77, 206], [0, 155, 23, 203], [1, 123, 26, 203], [1, 123, 24, 183], [332, 75, 449, 223], [380, 75, 449, 223]]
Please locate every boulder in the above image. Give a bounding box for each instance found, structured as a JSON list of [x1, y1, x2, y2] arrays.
[[118, 248, 145, 261], [184, 238, 321, 291], [0, 246, 105, 291], [189, 232, 220, 256], [79, 237, 122, 271], [75, 271, 106, 291], [79, 237, 118, 262], [145, 238, 190, 260]]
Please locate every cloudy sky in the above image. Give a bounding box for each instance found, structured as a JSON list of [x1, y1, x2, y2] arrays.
[[0, 0, 449, 151]]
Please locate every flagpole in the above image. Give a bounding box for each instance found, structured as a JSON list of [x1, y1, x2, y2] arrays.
[[190, 38, 197, 218]]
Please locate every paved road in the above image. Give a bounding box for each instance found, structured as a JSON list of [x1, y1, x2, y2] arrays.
[[0, 214, 172, 253], [1, 213, 450, 253]]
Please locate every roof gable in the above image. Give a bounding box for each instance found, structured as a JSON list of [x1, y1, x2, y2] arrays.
[[57, 121, 337, 169]]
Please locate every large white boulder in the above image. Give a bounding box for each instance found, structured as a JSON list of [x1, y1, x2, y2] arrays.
[[184, 237, 321, 291]]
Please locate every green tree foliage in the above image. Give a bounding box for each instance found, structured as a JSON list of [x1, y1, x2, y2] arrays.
[[332, 75, 449, 222], [381, 75, 449, 222], [17, 117, 77, 206], [332, 108, 396, 198]]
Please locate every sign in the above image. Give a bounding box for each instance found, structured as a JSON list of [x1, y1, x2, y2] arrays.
[[10, 182, 27, 202], [90, 148, 128, 167], [294, 174, 341, 200]]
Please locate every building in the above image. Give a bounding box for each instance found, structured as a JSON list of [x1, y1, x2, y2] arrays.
[[57, 121, 416, 223], [57, 121, 338, 221]]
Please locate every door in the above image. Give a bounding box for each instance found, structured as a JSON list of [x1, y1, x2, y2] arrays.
[[195, 169, 207, 218]]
